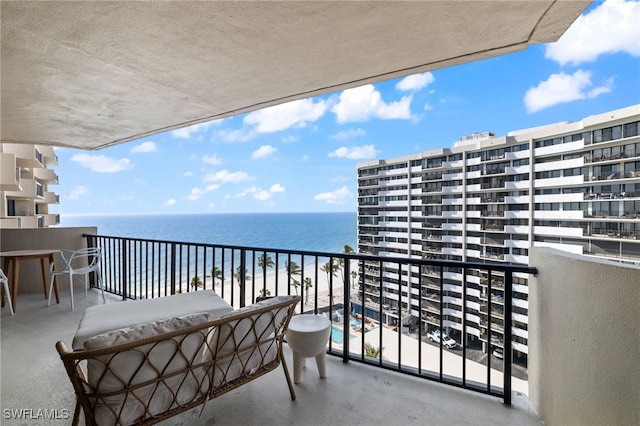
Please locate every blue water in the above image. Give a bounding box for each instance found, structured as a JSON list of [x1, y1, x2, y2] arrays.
[[57, 212, 356, 253], [331, 325, 356, 345]]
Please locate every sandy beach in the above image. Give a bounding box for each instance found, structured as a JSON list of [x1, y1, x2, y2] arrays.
[[212, 261, 351, 310]]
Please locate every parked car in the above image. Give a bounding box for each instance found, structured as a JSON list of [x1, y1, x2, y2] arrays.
[[492, 347, 504, 359], [427, 329, 457, 349]]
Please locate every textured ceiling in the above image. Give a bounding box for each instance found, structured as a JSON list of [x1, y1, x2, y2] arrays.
[[1, 1, 590, 150]]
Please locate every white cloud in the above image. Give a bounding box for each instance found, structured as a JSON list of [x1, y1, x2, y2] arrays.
[[396, 72, 435, 91], [244, 98, 328, 133], [252, 145, 277, 159], [130, 141, 157, 153], [202, 154, 222, 165], [314, 186, 353, 204], [217, 128, 257, 143], [71, 153, 132, 173], [270, 183, 285, 193], [281, 135, 299, 143], [183, 171, 193, 177], [237, 183, 285, 201], [524, 70, 613, 113], [332, 84, 413, 123], [69, 185, 88, 200], [163, 199, 176, 206], [253, 189, 272, 201], [187, 188, 204, 201], [328, 145, 379, 160], [330, 128, 367, 141], [186, 183, 221, 201], [545, 0, 640, 66], [203, 169, 253, 183], [171, 121, 217, 139], [423, 103, 433, 111]]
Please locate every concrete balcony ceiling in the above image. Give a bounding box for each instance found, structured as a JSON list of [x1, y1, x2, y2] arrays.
[[1, 1, 589, 150]]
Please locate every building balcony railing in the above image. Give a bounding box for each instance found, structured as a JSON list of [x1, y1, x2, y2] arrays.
[[481, 224, 504, 232], [80, 233, 536, 405], [480, 252, 506, 261], [481, 211, 505, 217], [480, 197, 505, 203], [480, 184, 506, 190]]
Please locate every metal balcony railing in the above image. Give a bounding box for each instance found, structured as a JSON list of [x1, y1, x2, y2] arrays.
[[83, 233, 536, 405]]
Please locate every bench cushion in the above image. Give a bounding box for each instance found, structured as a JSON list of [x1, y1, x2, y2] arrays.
[[73, 290, 233, 350], [84, 312, 215, 425]]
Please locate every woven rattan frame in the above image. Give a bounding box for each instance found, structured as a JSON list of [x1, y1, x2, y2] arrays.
[[57, 295, 300, 425]]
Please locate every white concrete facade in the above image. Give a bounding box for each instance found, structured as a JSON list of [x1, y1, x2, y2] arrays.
[[0, 143, 60, 228], [528, 247, 639, 426], [356, 105, 640, 361]]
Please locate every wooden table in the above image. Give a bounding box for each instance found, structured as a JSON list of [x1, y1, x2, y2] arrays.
[[0, 249, 61, 313]]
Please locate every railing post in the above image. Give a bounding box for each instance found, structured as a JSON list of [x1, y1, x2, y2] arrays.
[[170, 243, 176, 295], [239, 249, 246, 308], [121, 240, 128, 301], [343, 255, 350, 361], [503, 271, 513, 405], [85, 235, 96, 289]]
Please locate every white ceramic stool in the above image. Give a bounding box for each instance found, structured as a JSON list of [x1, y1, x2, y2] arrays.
[[286, 314, 331, 383]]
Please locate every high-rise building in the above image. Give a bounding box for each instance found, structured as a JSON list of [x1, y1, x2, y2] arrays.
[[0, 143, 60, 228], [356, 105, 640, 363]]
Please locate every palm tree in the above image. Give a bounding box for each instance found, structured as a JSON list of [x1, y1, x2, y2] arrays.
[[321, 259, 339, 303], [234, 266, 251, 286], [285, 260, 301, 294], [303, 277, 313, 305], [338, 244, 355, 286], [257, 252, 273, 299], [258, 288, 271, 300], [351, 270, 358, 288], [210, 266, 222, 288], [321, 259, 338, 284], [190, 276, 203, 289], [258, 253, 274, 270], [291, 279, 300, 295]]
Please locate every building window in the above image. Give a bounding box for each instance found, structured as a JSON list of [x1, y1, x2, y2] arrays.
[[512, 158, 529, 167], [623, 121, 640, 138]]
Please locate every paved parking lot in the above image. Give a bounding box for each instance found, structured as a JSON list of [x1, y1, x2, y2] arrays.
[[408, 332, 529, 381]]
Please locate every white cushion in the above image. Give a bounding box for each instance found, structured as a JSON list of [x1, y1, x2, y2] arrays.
[[73, 290, 233, 350], [84, 312, 215, 425]]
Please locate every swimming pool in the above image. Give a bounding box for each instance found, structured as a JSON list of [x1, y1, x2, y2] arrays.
[[351, 319, 362, 327], [331, 326, 356, 345]]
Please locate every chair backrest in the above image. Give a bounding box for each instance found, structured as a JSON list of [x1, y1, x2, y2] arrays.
[[67, 247, 102, 272], [0, 269, 7, 282]]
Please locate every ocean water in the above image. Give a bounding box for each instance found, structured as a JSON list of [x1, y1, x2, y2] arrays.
[[58, 212, 357, 254]]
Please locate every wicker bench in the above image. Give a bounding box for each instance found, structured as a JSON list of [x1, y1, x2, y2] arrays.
[[56, 295, 300, 425]]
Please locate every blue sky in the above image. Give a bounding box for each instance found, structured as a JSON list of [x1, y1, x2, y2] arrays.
[[55, 0, 640, 216]]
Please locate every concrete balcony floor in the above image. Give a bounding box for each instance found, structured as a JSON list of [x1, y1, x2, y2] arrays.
[[1, 289, 541, 425]]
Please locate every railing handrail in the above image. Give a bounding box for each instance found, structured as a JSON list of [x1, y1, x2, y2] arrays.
[[82, 233, 537, 275]]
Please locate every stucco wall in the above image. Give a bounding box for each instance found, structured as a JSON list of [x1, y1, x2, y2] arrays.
[[0, 227, 97, 294], [528, 247, 640, 426]]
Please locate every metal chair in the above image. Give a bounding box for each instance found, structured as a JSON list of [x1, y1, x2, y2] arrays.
[[48, 247, 105, 310], [0, 269, 14, 315]]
